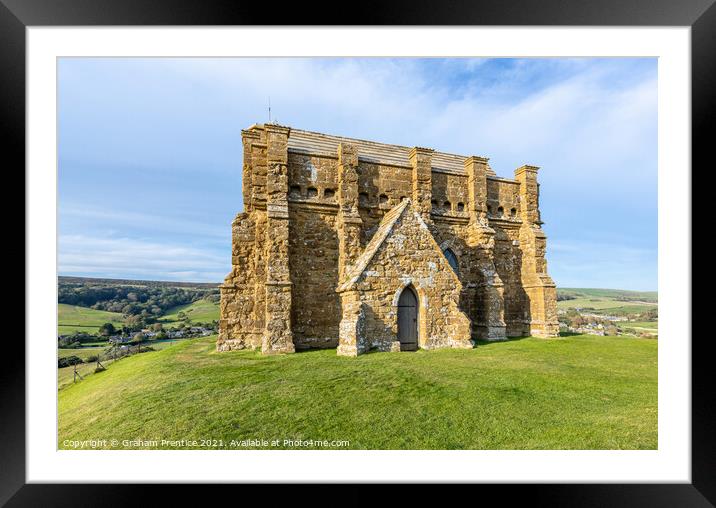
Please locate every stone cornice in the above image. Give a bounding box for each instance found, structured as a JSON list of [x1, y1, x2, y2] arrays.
[[408, 146, 435, 158], [464, 155, 490, 165], [264, 123, 291, 135], [488, 217, 523, 229], [287, 200, 340, 214], [241, 129, 262, 139], [514, 164, 540, 176], [430, 213, 470, 225]]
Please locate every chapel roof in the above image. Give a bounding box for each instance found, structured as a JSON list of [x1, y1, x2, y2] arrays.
[[250, 124, 498, 177]]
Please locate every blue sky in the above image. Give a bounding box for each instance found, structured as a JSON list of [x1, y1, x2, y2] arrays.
[[58, 57, 657, 290]]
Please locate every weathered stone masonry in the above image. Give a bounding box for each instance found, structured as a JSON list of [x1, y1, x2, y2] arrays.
[[218, 124, 559, 356]]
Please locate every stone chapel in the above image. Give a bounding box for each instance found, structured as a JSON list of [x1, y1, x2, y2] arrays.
[[218, 124, 559, 356]]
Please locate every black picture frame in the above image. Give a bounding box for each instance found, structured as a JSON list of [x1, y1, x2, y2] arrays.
[[4, 0, 707, 505]]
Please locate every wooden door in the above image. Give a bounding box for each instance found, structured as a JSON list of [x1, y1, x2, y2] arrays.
[[397, 287, 418, 351]]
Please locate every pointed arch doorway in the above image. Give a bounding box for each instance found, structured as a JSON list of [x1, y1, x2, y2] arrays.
[[397, 285, 419, 351]]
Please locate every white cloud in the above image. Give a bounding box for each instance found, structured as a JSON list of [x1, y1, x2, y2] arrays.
[[60, 205, 227, 240], [59, 58, 657, 288], [154, 57, 656, 180], [548, 240, 657, 291], [58, 235, 227, 283]]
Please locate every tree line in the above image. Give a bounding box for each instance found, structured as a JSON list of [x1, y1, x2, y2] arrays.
[[59, 281, 219, 318]]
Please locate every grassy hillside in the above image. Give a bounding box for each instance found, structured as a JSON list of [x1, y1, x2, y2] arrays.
[[557, 288, 657, 315], [57, 339, 192, 389], [58, 335, 657, 450], [158, 299, 219, 327], [58, 303, 125, 335]]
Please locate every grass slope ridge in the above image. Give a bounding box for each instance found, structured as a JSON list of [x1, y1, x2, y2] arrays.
[[58, 304, 124, 335], [159, 300, 219, 326], [59, 275, 219, 289], [558, 288, 658, 301], [58, 335, 657, 450]]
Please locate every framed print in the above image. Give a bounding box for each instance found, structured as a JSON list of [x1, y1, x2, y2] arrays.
[[5, 0, 710, 504]]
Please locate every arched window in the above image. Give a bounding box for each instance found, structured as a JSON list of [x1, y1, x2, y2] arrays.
[[307, 187, 318, 198], [443, 248, 459, 276]]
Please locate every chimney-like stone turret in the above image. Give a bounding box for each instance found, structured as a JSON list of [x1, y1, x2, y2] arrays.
[[337, 143, 363, 281], [262, 124, 295, 354], [409, 147, 434, 222]]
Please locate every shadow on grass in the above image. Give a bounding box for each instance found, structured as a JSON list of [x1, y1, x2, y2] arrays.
[[252, 333, 572, 356], [474, 335, 532, 347], [295, 337, 536, 354]]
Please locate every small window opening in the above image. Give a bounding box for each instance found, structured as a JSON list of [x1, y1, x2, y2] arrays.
[[443, 248, 459, 276]]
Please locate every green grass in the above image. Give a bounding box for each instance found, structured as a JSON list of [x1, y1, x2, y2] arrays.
[[58, 334, 657, 450], [158, 299, 219, 327], [58, 303, 125, 335]]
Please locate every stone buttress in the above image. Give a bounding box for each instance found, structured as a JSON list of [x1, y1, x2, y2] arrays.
[[514, 165, 559, 337], [464, 156, 508, 341]]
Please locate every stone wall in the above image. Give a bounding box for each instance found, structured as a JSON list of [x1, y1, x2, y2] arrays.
[[288, 205, 341, 349], [218, 124, 559, 354], [217, 212, 260, 351]]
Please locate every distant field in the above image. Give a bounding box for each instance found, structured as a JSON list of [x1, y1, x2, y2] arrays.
[[623, 321, 658, 330], [620, 321, 658, 336], [58, 347, 105, 360], [58, 304, 125, 335], [557, 288, 657, 315], [159, 299, 219, 327]]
